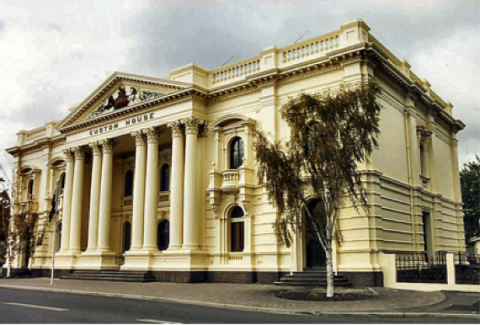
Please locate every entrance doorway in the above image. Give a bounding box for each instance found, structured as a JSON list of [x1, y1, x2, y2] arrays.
[[305, 199, 326, 268]]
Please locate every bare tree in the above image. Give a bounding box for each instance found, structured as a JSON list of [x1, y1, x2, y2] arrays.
[[0, 176, 40, 277], [254, 80, 381, 297]]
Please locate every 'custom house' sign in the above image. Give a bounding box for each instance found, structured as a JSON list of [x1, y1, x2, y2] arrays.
[[88, 112, 155, 136]]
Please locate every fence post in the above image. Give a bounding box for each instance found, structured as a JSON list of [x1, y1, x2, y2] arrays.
[[446, 253, 455, 286], [378, 252, 397, 287]]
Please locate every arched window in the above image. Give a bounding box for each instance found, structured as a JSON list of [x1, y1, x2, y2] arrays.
[[157, 220, 170, 251], [27, 179, 34, 199], [124, 170, 134, 197], [56, 223, 62, 253], [59, 173, 66, 194], [230, 206, 245, 252], [160, 164, 170, 192], [230, 137, 244, 169], [122, 222, 132, 253]]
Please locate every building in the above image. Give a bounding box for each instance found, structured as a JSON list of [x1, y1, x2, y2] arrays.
[[4, 20, 466, 286]]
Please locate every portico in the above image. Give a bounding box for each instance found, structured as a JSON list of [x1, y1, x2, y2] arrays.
[[54, 114, 209, 272]]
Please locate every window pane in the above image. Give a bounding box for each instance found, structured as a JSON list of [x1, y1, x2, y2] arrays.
[[230, 137, 244, 169], [231, 206, 244, 218], [231, 222, 244, 252], [124, 171, 134, 197], [160, 165, 170, 191]]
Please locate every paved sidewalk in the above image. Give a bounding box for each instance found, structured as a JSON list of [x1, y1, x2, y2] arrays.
[[0, 277, 447, 315]]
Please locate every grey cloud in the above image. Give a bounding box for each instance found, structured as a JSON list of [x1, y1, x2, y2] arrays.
[[0, 0, 478, 167]]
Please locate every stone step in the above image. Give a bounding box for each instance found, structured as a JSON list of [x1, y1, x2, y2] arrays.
[[285, 273, 344, 278], [274, 281, 352, 287], [61, 275, 155, 283], [279, 276, 348, 282], [60, 270, 156, 283], [68, 273, 152, 279]]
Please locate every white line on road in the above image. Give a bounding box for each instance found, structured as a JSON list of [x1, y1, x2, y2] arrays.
[[137, 319, 182, 324], [4, 302, 69, 312]]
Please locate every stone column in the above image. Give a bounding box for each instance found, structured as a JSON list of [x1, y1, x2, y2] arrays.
[[183, 118, 200, 250], [142, 127, 160, 251], [69, 146, 85, 254], [59, 149, 74, 253], [86, 142, 102, 252], [131, 131, 147, 251], [97, 139, 114, 252], [167, 122, 184, 250]]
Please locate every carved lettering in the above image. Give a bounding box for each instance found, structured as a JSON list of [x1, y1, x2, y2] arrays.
[[87, 113, 155, 137]]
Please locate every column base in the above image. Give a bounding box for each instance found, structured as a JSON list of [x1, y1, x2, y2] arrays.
[[181, 244, 201, 251], [121, 250, 155, 270], [75, 251, 119, 270], [150, 249, 209, 271], [54, 252, 77, 269]]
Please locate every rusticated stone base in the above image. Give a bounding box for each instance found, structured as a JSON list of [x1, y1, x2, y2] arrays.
[[153, 271, 207, 283], [208, 272, 253, 283], [207, 271, 287, 284], [30, 268, 72, 278], [26, 268, 293, 284], [338, 271, 384, 287]]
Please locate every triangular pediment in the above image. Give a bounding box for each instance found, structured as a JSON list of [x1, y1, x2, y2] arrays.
[[59, 72, 191, 130]]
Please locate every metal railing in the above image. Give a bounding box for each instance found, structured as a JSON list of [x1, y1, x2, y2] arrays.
[[396, 252, 447, 284], [455, 252, 480, 285]]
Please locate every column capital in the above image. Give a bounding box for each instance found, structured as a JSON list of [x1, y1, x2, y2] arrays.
[[100, 139, 115, 154], [181, 117, 206, 135], [167, 121, 184, 138], [88, 142, 102, 156], [131, 131, 146, 146], [142, 127, 160, 144], [63, 149, 74, 162], [72, 146, 85, 160]]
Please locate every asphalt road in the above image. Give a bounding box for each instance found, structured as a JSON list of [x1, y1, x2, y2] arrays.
[[0, 288, 476, 324]]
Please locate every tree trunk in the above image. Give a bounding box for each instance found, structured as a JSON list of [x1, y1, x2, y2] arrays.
[[326, 249, 334, 298], [6, 248, 11, 278]]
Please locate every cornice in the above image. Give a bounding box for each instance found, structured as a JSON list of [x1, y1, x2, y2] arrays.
[[367, 44, 465, 133], [6, 135, 66, 157]]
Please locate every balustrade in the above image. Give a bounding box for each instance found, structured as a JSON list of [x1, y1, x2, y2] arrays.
[[221, 169, 240, 190]]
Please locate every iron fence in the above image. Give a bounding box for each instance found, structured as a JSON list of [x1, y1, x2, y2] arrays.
[[396, 252, 447, 284], [455, 252, 480, 285]]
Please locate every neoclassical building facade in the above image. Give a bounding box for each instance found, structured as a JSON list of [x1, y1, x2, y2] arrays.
[[5, 20, 466, 285]]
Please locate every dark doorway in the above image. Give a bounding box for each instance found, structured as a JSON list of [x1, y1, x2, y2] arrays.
[[305, 200, 326, 268], [122, 222, 131, 253], [157, 220, 170, 251]]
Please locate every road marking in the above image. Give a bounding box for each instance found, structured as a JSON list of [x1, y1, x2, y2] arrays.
[[4, 302, 68, 312], [136, 319, 182, 324]]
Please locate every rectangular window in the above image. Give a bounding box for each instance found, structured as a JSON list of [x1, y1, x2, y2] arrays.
[[231, 222, 245, 252], [422, 211, 432, 258]]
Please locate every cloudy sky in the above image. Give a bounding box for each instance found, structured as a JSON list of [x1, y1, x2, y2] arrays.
[[0, 0, 478, 183]]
